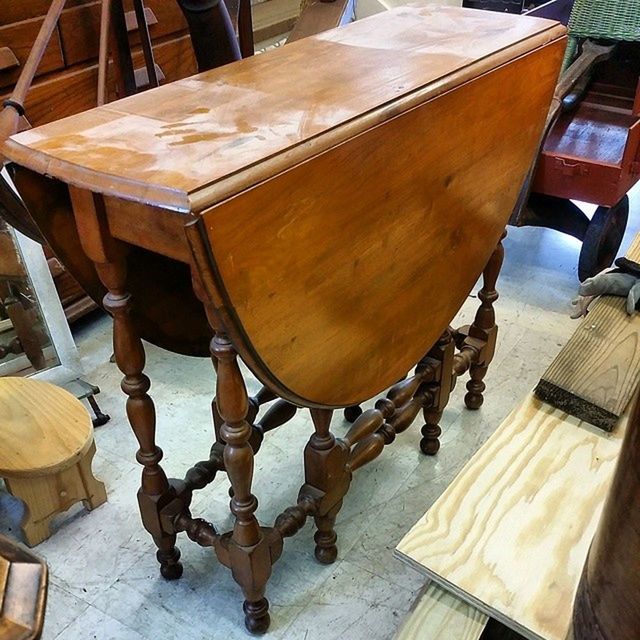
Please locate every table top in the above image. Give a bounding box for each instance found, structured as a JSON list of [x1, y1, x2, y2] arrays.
[[3, 5, 563, 212]]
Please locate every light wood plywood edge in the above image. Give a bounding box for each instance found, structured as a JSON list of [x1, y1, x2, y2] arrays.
[[394, 582, 488, 640], [395, 393, 628, 640]]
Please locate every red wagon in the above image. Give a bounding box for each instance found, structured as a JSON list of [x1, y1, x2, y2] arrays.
[[502, 0, 638, 280]]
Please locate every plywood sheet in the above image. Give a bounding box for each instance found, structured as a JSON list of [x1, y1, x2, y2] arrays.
[[396, 393, 628, 640], [536, 233, 640, 430], [395, 582, 488, 640]]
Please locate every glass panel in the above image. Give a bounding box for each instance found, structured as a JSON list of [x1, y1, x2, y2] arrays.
[[0, 219, 60, 376]]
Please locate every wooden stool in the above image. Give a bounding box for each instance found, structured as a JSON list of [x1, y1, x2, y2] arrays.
[[0, 377, 107, 546]]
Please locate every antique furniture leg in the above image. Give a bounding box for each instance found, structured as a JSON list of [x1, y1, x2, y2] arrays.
[[306, 408, 345, 565], [69, 188, 182, 580], [464, 232, 505, 410], [420, 331, 454, 456], [212, 332, 273, 634], [314, 499, 342, 565]]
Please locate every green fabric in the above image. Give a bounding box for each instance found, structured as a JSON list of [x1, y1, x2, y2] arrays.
[[567, 0, 640, 41]]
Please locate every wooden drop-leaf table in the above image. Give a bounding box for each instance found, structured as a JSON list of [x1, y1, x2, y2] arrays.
[[1, 6, 565, 633]]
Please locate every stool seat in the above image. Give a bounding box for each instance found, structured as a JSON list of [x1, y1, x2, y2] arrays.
[[0, 377, 93, 477], [0, 377, 107, 546]]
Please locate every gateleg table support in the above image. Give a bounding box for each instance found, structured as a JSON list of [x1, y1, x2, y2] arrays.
[[464, 231, 505, 410], [69, 188, 183, 580]]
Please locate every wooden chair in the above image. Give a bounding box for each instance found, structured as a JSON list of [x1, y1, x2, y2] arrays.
[[0, 377, 107, 546]]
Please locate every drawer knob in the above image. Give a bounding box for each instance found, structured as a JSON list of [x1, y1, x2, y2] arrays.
[[0, 47, 19, 72], [125, 7, 159, 32]]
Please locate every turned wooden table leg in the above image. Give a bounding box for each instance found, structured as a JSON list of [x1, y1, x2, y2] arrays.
[[100, 263, 183, 579], [465, 231, 505, 410], [70, 188, 182, 580], [305, 408, 349, 564], [212, 332, 271, 634], [420, 331, 454, 456], [314, 499, 342, 565]]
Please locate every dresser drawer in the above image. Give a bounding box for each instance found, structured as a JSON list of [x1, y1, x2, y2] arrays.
[[0, 0, 96, 27], [59, 0, 189, 66], [2, 65, 105, 126], [0, 17, 65, 89], [2, 33, 197, 127]]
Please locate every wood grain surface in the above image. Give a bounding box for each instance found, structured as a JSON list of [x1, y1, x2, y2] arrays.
[[2, 7, 565, 211], [536, 233, 640, 430], [0, 377, 93, 477], [196, 39, 564, 407], [395, 582, 488, 640], [396, 393, 627, 640]]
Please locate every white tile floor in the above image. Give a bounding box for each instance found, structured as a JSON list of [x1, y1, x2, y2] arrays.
[[1, 198, 639, 639]]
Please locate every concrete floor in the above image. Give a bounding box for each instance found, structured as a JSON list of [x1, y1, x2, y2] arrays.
[[2, 197, 639, 639]]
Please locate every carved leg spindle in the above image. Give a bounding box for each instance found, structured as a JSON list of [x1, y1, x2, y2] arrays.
[[69, 188, 182, 579], [212, 333, 271, 634], [465, 231, 505, 410], [419, 330, 454, 456], [314, 499, 342, 565], [420, 409, 443, 456], [307, 408, 348, 565], [98, 261, 183, 580]]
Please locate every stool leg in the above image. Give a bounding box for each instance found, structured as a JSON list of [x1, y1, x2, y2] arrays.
[[5, 443, 107, 547], [5, 477, 52, 547], [465, 232, 505, 410], [79, 441, 108, 511]]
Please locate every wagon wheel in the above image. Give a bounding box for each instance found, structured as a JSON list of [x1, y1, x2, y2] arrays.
[[578, 195, 629, 282]]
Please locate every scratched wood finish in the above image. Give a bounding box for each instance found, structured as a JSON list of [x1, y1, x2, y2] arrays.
[[3, 7, 565, 211], [396, 393, 627, 640], [395, 582, 488, 640], [197, 41, 564, 406], [536, 233, 640, 430]]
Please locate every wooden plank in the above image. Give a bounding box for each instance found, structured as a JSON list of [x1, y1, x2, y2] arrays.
[[535, 233, 640, 430], [396, 393, 628, 640], [395, 582, 488, 640]]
